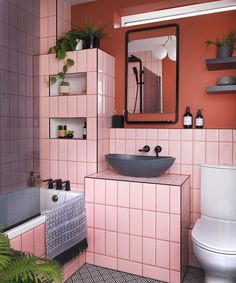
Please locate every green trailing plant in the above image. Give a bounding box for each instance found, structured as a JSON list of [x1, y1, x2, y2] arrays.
[[66, 130, 74, 135], [49, 58, 74, 86], [205, 31, 236, 48], [0, 230, 62, 283]]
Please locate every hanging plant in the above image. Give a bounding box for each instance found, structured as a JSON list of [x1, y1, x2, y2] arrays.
[[48, 32, 78, 85]]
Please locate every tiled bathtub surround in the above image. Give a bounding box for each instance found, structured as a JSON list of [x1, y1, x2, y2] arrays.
[[110, 128, 236, 266], [85, 171, 190, 283], [9, 223, 85, 281]]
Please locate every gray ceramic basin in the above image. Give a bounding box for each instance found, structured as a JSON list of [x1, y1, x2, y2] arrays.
[[105, 154, 175, 178]]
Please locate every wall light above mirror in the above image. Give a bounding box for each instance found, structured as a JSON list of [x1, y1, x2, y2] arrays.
[[125, 23, 179, 124]]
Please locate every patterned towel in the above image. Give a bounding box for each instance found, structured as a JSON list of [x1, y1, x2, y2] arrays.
[[42, 193, 87, 263]]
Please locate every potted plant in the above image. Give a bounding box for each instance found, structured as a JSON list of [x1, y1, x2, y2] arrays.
[[59, 81, 70, 95], [0, 230, 62, 283], [82, 17, 107, 49], [205, 31, 236, 58], [66, 130, 74, 139]]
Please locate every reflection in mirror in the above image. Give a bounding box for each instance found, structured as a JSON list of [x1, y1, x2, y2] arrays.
[[125, 24, 179, 124]]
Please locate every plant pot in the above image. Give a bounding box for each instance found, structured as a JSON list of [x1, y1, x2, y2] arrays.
[[75, 39, 83, 50], [59, 85, 70, 95], [67, 134, 74, 139], [217, 46, 233, 58], [84, 36, 100, 49]]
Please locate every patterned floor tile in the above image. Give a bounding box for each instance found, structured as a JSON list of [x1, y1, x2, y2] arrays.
[[66, 264, 204, 283]]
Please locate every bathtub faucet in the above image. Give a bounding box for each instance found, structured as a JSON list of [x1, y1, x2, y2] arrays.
[[43, 179, 62, 190], [62, 180, 71, 191]]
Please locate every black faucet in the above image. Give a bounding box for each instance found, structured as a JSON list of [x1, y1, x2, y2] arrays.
[[138, 145, 150, 153], [154, 145, 162, 157], [43, 179, 53, 188], [45, 179, 62, 190], [62, 180, 71, 191]]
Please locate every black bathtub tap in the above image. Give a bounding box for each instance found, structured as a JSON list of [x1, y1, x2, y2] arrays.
[[49, 179, 62, 190], [138, 145, 150, 153], [154, 145, 162, 157], [62, 180, 71, 191], [43, 178, 53, 188]]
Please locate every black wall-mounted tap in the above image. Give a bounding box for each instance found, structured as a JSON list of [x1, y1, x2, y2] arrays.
[[62, 180, 71, 191], [154, 145, 162, 157], [138, 145, 150, 153]]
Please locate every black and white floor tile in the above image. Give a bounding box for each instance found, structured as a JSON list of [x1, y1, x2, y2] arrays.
[[66, 264, 204, 283]]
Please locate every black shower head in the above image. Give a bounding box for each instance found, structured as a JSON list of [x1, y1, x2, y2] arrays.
[[128, 55, 141, 63], [133, 67, 139, 84]]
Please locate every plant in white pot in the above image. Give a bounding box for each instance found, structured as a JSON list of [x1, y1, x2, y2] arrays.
[[50, 58, 74, 95], [206, 31, 236, 58], [59, 80, 70, 96]]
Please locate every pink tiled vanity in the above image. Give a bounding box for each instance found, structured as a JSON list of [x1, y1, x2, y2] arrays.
[[85, 170, 191, 283]]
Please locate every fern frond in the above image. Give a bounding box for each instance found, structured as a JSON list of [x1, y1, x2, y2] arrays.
[[0, 231, 13, 271], [0, 253, 62, 283]]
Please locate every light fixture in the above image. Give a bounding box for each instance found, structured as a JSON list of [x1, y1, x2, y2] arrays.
[[152, 45, 168, 60], [121, 0, 236, 27], [152, 36, 176, 61]]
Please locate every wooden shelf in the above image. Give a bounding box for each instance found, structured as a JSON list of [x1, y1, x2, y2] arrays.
[[205, 85, 236, 93], [206, 57, 236, 71]]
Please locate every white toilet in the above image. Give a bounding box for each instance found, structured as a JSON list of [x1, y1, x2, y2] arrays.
[[192, 164, 236, 283]]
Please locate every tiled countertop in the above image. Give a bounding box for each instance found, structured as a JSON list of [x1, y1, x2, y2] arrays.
[[86, 169, 190, 186]]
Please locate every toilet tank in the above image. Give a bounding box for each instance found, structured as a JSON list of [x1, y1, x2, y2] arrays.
[[201, 164, 236, 221]]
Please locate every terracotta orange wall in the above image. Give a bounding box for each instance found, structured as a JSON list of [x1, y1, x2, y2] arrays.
[[71, 1, 236, 128]]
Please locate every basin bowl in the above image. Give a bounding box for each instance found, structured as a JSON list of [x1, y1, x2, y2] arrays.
[[105, 154, 175, 178]]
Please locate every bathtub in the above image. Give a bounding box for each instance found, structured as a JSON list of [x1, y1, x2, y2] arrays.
[[3, 187, 82, 240]]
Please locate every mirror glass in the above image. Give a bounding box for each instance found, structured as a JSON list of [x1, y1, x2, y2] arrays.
[[125, 24, 179, 124]]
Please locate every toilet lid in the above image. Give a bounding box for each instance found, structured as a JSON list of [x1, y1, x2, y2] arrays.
[[192, 218, 236, 255]]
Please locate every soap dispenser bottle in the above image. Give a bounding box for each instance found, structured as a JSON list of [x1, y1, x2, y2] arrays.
[[27, 171, 36, 187], [83, 121, 87, 139], [183, 106, 193, 128], [35, 175, 43, 187], [195, 109, 204, 128]]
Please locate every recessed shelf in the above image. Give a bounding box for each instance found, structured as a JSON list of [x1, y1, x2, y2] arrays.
[[50, 73, 87, 96], [206, 57, 236, 71], [205, 85, 236, 93], [50, 118, 86, 139]]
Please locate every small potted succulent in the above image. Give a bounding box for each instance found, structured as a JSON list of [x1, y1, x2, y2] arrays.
[[59, 80, 70, 95], [66, 130, 74, 139], [206, 31, 236, 58]]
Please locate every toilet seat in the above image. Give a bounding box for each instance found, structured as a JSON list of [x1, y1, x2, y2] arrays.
[[192, 218, 236, 255]]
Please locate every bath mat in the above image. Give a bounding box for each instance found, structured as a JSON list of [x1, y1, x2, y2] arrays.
[[42, 193, 88, 264]]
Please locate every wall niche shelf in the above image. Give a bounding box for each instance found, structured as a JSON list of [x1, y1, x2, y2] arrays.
[[50, 73, 87, 96], [50, 118, 86, 139], [205, 85, 236, 94], [206, 56, 236, 71]]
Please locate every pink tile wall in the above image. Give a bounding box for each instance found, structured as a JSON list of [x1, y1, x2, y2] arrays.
[[110, 128, 235, 267], [97, 50, 115, 172], [85, 176, 190, 283], [0, 1, 39, 193], [40, 0, 71, 55]]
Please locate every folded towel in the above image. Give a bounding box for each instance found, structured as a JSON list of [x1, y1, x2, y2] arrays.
[[42, 193, 87, 264]]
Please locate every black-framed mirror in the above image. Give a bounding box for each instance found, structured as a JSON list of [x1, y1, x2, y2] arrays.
[[125, 23, 179, 124]]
